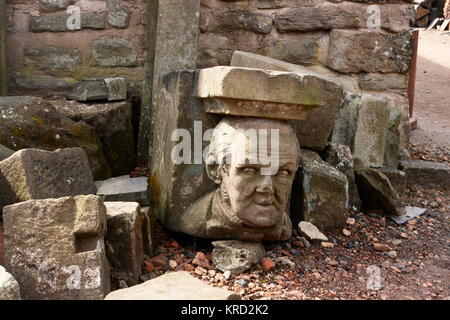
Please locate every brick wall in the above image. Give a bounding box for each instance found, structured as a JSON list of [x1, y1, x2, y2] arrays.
[[6, 0, 147, 96]]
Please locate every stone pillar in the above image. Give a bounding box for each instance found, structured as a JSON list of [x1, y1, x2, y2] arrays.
[[0, 0, 7, 96], [138, 0, 201, 164]]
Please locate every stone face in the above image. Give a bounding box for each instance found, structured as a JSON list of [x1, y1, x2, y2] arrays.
[[138, 0, 200, 163], [105, 202, 144, 286], [50, 99, 134, 176], [92, 38, 138, 67], [332, 92, 390, 168], [107, 0, 131, 28], [399, 160, 450, 190], [298, 221, 328, 241], [105, 272, 241, 300], [0, 97, 111, 180], [196, 66, 339, 121], [296, 150, 349, 232], [3, 195, 111, 300], [377, 167, 407, 196], [324, 143, 361, 210], [0, 265, 21, 300], [29, 13, 105, 32], [96, 176, 149, 206], [355, 168, 405, 216], [24, 45, 82, 71], [230, 51, 344, 150], [0, 148, 96, 211], [327, 30, 413, 73], [212, 240, 266, 275]]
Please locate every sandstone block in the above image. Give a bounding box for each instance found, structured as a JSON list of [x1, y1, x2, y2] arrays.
[[24, 45, 81, 71], [92, 38, 138, 67], [107, 0, 131, 28], [39, 0, 75, 12], [377, 166, 407, 196], [399, 160, 450, 190], [96, 176, 149, 206]]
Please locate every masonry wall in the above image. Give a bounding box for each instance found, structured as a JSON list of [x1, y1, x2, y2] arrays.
[[198, 0, 415, 97], [5, 0, 147, 96]]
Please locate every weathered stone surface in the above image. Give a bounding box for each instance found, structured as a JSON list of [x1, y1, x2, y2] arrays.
[[14, 75, 77, 92], [92, 38, 138, 67], [0, 0, 7, 96], [105, 272, 241, 300], [359, 73, 408, 92], [50, 99, 134, 176], [0, 97, 111, 180], [197, 66, 338, 121], [0, 148, 96, 211], [107, 0, 131, 28], [384, 106, 404, 168], [39, 0, 75, 12], [332, 92, 390, 168], [212, 240, 266, 275], [377, 166, 407, 196], [355, 168, 405, 216], [0, 265, 21, 300], [0, 144, 14, 161], [324, 143, 361, 210], [29, 12, 105, 32], [261, 37, 321, 66], [230, 51, 344, 150], [3, 196, 111, 300], [139, 0, 200, 163], [298, 221, 328, 242], [24, 45, 82, 71], [67, 79, 108, 101], [103, 78, 127, 101], [296, 150, 349, 231], [96, 176, 149, 206], [105, 202, 144, 286], [141, 207, 155, 257], [256, 0, 308, 9], [327, 30, 413, 73], [399, 160, 450, 190], [203, 9, 272, 34]]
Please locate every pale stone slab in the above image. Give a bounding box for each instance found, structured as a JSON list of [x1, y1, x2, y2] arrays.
[[298, 222, 328, 242], [96, 176, 149, 206], [3, 195, 110, 300], [105, 272, 241, 300], [105, 202, 144, 286]]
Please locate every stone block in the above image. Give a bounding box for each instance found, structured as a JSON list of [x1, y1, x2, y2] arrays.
[[230, 51, 344, 150], [261, 36, 321, 66], [327, 30, 413, 74], [0, 265, 21, 300], [29, 12, 105, 32], [39, 0, 76, 12], [203, 9, 272, 34], [92, 37, 138, 67], [399, 160, 450, 190], [0, 148, 96, 211], [107, 0, 131, 28], [0, 144, 14, 161], [24, 45, 82, 71], [14, 75, 77, 92], [105, 202, 144, 286], [67, 78, 127, 102], [96, 176, 149, 206], [377, 166, 407, 196], [332, 92, 390, 168], [105, 272, 241, 300], [0, 97, 110, 180], [359, 73, 408, 92], [50, 99, 134, 176], [296, 150, 349, 232], [3, 195, 110, 300], [212, 240, 266, 275], [355, 168, 404, 216]]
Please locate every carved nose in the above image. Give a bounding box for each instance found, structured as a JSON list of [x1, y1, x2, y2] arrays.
[[256, 176, 274, 194]]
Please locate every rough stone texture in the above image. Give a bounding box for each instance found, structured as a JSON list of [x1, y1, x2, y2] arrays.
[[67, 79, 108, 101], [384, 105, 404, 168], [399, 160, 450, 191], [230, 51, 344, 150], [0, 144, 14, 161], [24, 45, 82, 71], [0, 265, 21, 300], [139, 0, 200, 163], [107, 0, 131, 29], [332, 92, 390, 168], [359, 73, 408, 92], [296, 150, 349, 232], [50, 99, 134, 176], [39, 0, 76, 13], [298, 221, 328, 241], [212, 240, 266, 275], [377, 166, 407, 196], [3, 195, 111, 300], [103, 77, 127, 101], [141, 207, 155, 257], [96, 176, 149, 206], [0, 148, 96, 211], [355, 168, 405, 216], [202, 9, 272, 34], [324, 143, 361, 210], [197, 66, 340, 122], [0, 97, 111, 180], [105, 272, 241, 300], [92, 37, 138, 67], [151, 70, 219, 233], [105, 202, 144, 286], [29, 12, 106, 32], [13, 75, 76, 93], [327, 30, 413, 74], [261, 36, 321, 66], [0, 0, 6, 96]]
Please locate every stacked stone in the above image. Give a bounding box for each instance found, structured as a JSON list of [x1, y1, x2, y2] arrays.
[[6, 0, 144, 96]]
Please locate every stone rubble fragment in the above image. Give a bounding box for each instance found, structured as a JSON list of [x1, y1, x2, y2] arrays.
[[104, 272, 241, 300], [0, 266, 21, 300], [298, 222, 329, 242], [212, 240, 266, 275], [96, 176, 149, 206], [388, 206, 427, 225]]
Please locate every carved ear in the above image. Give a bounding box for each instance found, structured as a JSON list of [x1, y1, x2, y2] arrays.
[[206, 163, 222, 184]]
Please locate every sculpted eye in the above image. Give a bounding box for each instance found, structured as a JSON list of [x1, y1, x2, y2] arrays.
[[278, 169, 291, 177], [241, 167, 258, 175]]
